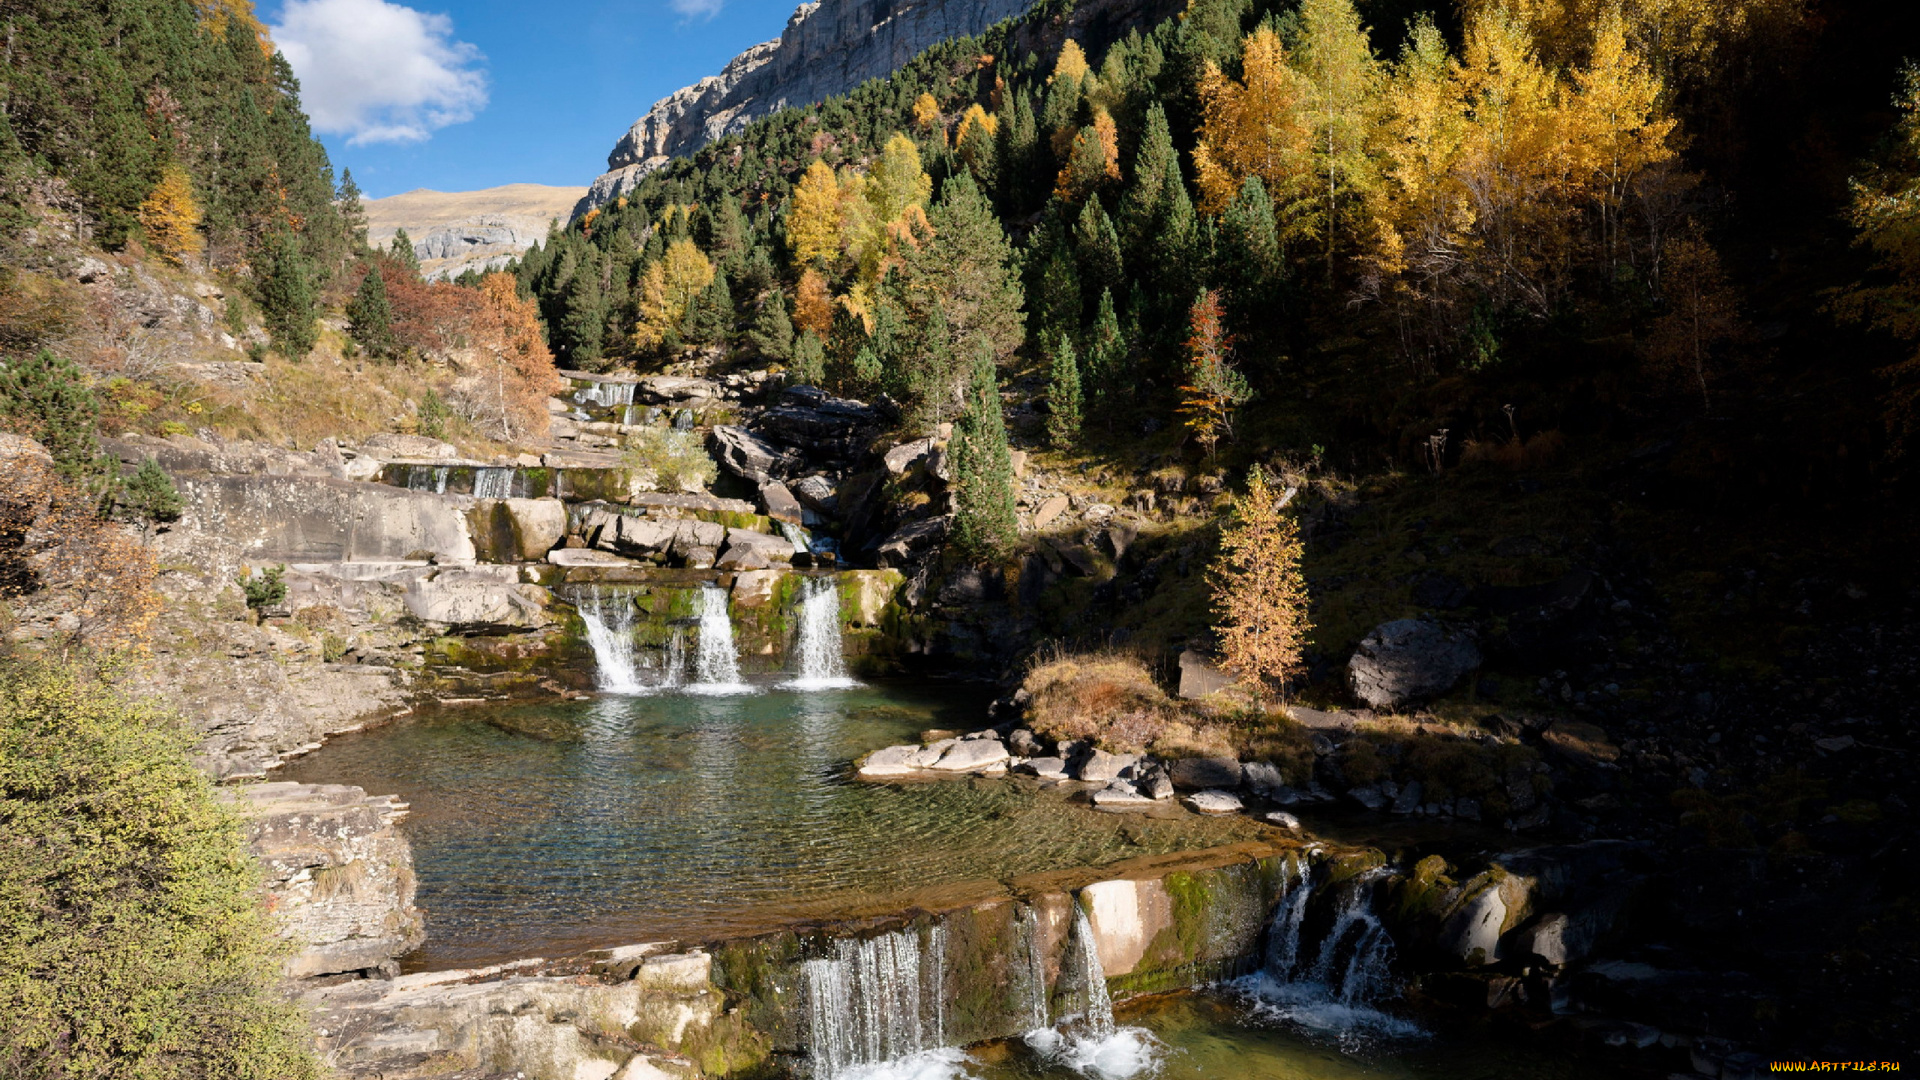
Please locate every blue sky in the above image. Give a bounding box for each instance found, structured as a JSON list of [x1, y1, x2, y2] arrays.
[[267, 0, 801, 199]]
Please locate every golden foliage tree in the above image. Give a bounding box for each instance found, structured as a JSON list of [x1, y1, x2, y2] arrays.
[[955, 103, 998, 147], [138, 164, 204, 266], [1208, 465, 1310, 701], [1054, 110, 1122, 202], [787, 159, 843, 269], [793, 267, 835, 336], [1194, 27, 1314, 218], [469, 273, 563, 442], [1645, 229, 1741, 411], [634, 239, 715, 350], [1051, 39, 1090, 86]]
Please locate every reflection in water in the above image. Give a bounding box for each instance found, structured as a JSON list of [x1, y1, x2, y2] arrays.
[[278, 683, 1271, 970]]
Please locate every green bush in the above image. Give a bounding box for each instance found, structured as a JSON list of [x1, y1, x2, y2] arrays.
[[119, 457, 183, 524], [622, 425, 717, 493], [0, 655, 318, 1078]]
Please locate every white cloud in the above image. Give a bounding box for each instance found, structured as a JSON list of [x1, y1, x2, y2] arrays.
[[670, 0, 724, 21], [272, 0, 488, 146]]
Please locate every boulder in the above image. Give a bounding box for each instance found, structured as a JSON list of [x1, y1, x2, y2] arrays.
[[1007, 728, 1043, 757], [1032, 495, 1069, 528], [236, 782, 423, 978], [636, 375, 722, 405], [546, 547, 636, 567], [883, 438, 935, 475], [709, 425, 804, 484], [360, 432, 458, 460], [1016, 756, 1069, 779], [1185, 790, 1244, 814], [502, 497, 567, 560], [1347, 619, 1482, 710], [1242, 761, 1286, 792], [790, 474, 839, 515], [875, 516, 949, 568], [931, 738, 1009, 773], [1265, 811, 1302, 830], [729, 568, 788, 608], [1091, 781, 1156, 808], [759, 481, 804, 524], [403, 567, 551, 631], [858, 744, 926, 777], [1170, 757, 1243, 790], [1076, 749, 1138, 783], [1284, 704, 1357, 732], [715, 527, 794, 571], [1177, 650, 1236, 699], [1139, 767, 1175, 800]]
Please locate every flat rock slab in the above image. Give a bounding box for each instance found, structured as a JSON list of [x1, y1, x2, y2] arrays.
[[931, 738, 1009, 772], [1017, 756, 1070, 779], [1091, 781, 1156, 809], [1076, 749, 1139, 783], [1170, 757, 1243, 790], [1185, 790, 1245, 814], [1284, 704, 1358, 731], [1177, 650, 1235, 699], [1032, 495, 1069, 528]]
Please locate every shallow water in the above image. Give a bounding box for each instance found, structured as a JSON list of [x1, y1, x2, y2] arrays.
[[279, 681, 1272, 970]]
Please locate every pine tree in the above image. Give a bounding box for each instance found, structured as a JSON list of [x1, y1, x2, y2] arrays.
[[0, 350, 103, 480], [1120, 103, 1179, 255], [1035, 239, 1082, 349], [1219, 175, 1283, 341], [1045, 333, 1083, 450], [139, 163, 203, 266], [345, 263, 395, 359], [1209, 465, 1310, 700], [258, 232, 317, 358], [338, 169, 369, 249], [119, 457, 183, 525], [950, 345, 1019, 557], [560, 255, 609, 368], [905, 172, 1026, 371], [682, 271, 734, 346], [1073, 197, 1125, 305], [995, 89, 1041, 214], [390, 227, 421, 276], [749, 289, 795, 360], [1086, 287, 1127, 413], [790, 329, 828, 387]]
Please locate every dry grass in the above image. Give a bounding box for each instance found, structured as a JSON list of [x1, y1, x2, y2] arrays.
[[1021, 649, 1175, 753]]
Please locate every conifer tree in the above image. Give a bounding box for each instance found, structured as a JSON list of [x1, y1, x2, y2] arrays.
[[338, 169, 368, 249], [790, 329, 828, 387], [139, 164, 203, 267], [1219, 175, 1283, 341], [950, 346, 1019, 557], [1121, 103, 1180, 254], [560, 256, 609, 368], [1036, 240, 1082, 349], [1074, 198, 1125, 305], [258, 232, 317, 358], [0, 350, 103, 480], [749, 290, 795, 360], [995, 89, 1041, 213], [346, 263, 395, 359], [682, 272, 734, 346], [1086, 287, 1127, 412], [1177, 289, 1252, 458], [906, 173, 1026, 371], [1046, 333, 1083, 449], [1209, 465, 1310, 700], [390, 228, 421, 276], [119, 457, 183, 525]]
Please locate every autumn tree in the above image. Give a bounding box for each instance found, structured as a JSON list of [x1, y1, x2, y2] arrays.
[[139, 164, 203, 266], [793, 267, 835, 336], [912, 92, 942, 133], [1838, 62, 1920, 459], [1055, 112, 1122, 203], [1, 449, 160, 646], [466, 273, 563, 443], [788, 160, 844, 268], [1645, 230, 1742, 412], [1208, 465, 1310, 700], [1177, 289, 1252, 458], [635, 239, 715, 351]]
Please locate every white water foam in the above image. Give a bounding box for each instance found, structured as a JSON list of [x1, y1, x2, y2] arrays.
[[785, 576, 859, 690], [575, 586, 648, 694], [685, 584, 753, 695], [827, 1048, 976, 1080], [1023, 1026, 1166, 1080]]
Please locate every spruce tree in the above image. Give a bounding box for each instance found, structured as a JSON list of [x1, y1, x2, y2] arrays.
[[1086, 287, 1127, 413], [1120, 103, 1179, 255], [950, 345, 1019, 557], [1036, 242, 1082, 349], [390, 227, 421, 276], [338, 169, 368, 249], [749, 290, 795, 360], [906, 172, 1026, 368], [257, 231, 317, 358], [345, 263, 394, 359], [1219, 175, 1283, 345], [1046, 333, 1083, 450], [682, 272, 734, 346], [0, 350, 103, 480], [559, 254, 608, 369], [995, 89, 1040, 214], [959, 116, 998, 193]]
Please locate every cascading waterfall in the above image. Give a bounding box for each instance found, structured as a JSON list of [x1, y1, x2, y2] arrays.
[[1072, 908, 1115, 1038], [1023, 908, 1161, 1078], [779, 520, 811, 554], [576, 381, 636, 408], [473, 467, 512, 499], [1234, 866, 1419, 1042], [786, 577, 858, 690], [1018, 905, 1050, 1032], [804, 928, 946, 1078], [574, 586, 646, 694], [687, 584, 750, 694], [404, 465, 451, 494]]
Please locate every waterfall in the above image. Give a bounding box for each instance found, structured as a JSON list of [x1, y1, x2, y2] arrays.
[[804, 929, 945, 1078], [779, 520, 811, 554], [1234, 866, 1419, 1042], [473, 467, 512, 499], [403, 464, 449, 494], [575, 381, 636, 408], [786, 577, 858, 690], [1018, 905, 1050, 1032], [431, 466, 449, 494], [1022, 908, 1161, 1078], [575, 586, 646, 694], [1071, 908, 1115, 1037], [687, 584, 750, 694]]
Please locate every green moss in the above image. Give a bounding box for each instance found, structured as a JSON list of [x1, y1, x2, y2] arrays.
[[675, 1012, 775, 1079], [1323, 848, 1388, 886]]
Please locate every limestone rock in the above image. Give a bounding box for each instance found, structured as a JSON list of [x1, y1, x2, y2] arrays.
[[753, 385, 883, 461], [1241, 761, 1286, 793], [236, 782, 423, 978], [931, 738, 1009, 773], [636, 375, 723, 405], [1015, 755, 1069, 779], [858, 744, 926, 777], [1032, 495, 1069, 528], [1347, 619, 1482, 710], [716, 527, 795, 570], [1177, 650, 1235, 699], [1265, 811, 1302, 830], [1170, 756, 1242, 791], [1076, 749, 1138, 783], [790, 474, 840, 515], [1091, 780, 1156, 808], [883, 438, 934, 475], [547, 547, 636, 567], [709, 425, 805, 484], [729, 568, 788, 608], [1184, 790, 1244, 814], [359, 432, 458, 460], [759, 481, 804, 524], [403, 566, 552, 630], [875, 516, 948, 567]]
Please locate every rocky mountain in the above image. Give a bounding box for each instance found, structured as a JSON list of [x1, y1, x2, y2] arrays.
[[578, 0, 1035, 216], [364, 183, 585, 279]]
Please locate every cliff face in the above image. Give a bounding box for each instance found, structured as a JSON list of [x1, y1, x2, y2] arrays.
[[578, 0, 1035, 216]]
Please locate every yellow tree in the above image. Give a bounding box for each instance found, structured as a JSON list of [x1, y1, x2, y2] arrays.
[[911, 92, 942, 132], [787, 159, 843, 269], [1370, 17, 1471, 285], [1193, 28, 1315, 218], [1208, 465, 1310, 701], [1051, 39, 1090, 86], [793, 268, 835, 336], [1291, 0, 1384, 279], [955, 103, 998, 148], [1177, 289, 1253, 459], [1054, 110, 1122, 202], [139, 163, 203, 266], [633, 239, 714, 350], [1563, 6, 1677, 271]]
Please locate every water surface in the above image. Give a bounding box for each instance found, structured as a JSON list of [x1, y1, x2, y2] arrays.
[[280, 682, 1271, 970]]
